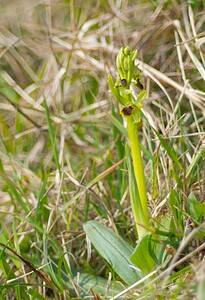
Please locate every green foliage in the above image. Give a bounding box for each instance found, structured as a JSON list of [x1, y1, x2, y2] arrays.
[[188, 0, 205, 8], [187, 193, 205, 224], [169, 190, 184, 233], [83, 221, 141, 285], [126, 146, 149, 237], [108, 46, 150, 240], [71, 272, 124, 297], [44, 100, 61, 173], [0, 1, 205, 299], [146, 121, 182, 170], [130, 233, 156, 275]]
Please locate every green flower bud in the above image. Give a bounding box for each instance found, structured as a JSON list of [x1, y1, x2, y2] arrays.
[[130, 49, 138, 61], [123, 46, 130, 56], [109, 46, 144, 111], [123, 56, 129, 71]]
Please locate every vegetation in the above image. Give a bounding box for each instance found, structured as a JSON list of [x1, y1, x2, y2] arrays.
[[0, 1, 205, 299]]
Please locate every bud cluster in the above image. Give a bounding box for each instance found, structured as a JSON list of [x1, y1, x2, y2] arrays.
[[108, 46, 146, 124]]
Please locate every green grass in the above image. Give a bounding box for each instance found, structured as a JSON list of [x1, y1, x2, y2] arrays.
[[0, 1, 205, 299]]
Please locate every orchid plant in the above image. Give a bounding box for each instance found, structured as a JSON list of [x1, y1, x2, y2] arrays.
[[108, 46, 149, 239]]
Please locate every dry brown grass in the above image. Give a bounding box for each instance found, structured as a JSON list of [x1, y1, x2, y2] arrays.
[[0, 1, 205, 299]]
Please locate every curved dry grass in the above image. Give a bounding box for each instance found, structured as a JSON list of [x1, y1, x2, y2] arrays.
[[0, 1, 205, 299]]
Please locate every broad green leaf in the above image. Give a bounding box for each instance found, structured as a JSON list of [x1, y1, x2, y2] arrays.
[[130, 233, 156, 275], [187, 192, 205, 224], [73, 273, 124, 297], [83, 221, 142, 285]]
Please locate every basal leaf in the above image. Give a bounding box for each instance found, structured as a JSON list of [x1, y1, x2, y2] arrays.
[[83, 221, 142, 285], [74, 273, 124, 297], [130, 233, 156, 275]]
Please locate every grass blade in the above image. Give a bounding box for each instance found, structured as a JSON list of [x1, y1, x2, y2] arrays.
[[44, 100, 61, 172]]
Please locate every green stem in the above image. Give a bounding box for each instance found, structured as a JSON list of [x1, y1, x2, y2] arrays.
[[127, 116, 149, 229]]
